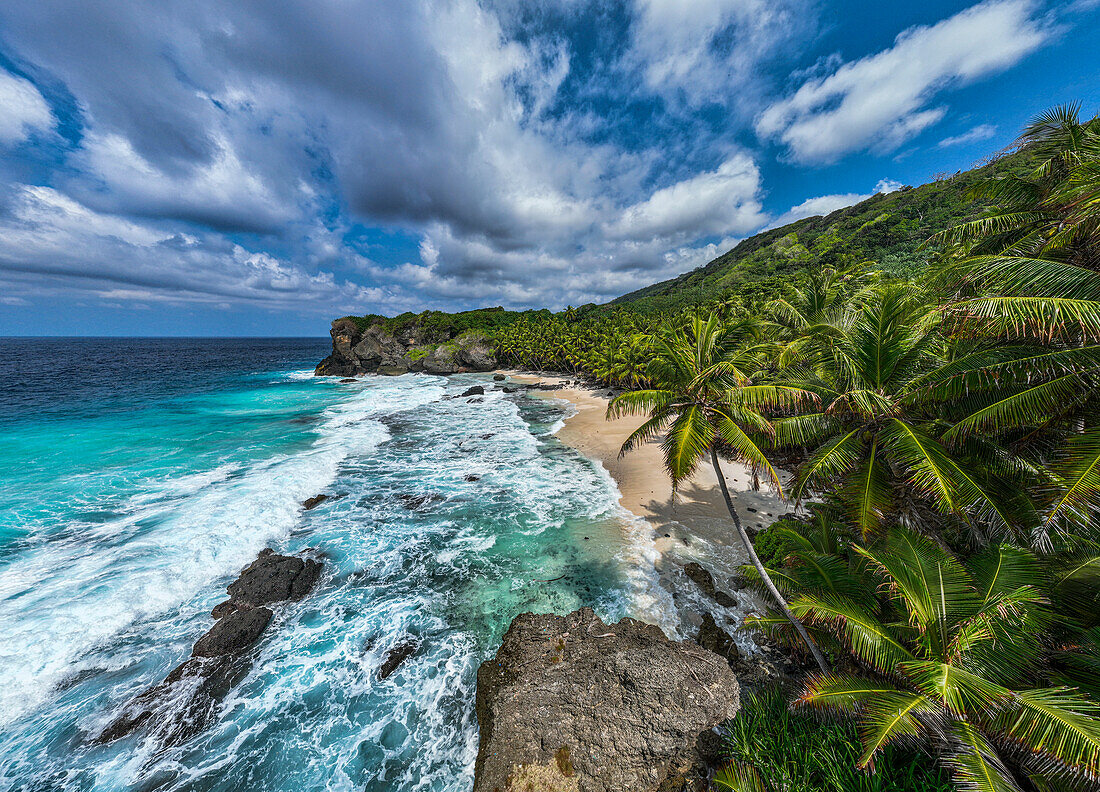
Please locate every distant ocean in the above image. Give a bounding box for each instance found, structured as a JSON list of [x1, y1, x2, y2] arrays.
[[0, 338, 665, 792]]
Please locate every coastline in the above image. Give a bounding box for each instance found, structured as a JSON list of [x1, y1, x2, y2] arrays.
[[503, 370, 795, 627]]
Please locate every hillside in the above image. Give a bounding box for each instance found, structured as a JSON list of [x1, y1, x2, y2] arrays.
[[611, 150, 1028, 313]]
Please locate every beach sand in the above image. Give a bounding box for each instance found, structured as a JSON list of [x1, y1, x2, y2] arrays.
[[503, 371, 797, 633]]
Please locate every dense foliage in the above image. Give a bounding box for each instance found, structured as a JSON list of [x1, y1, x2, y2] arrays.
[[718, 685, 953, 792], [336, 107, 1100, 791]]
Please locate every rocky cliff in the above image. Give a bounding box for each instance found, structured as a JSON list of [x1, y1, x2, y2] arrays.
[[315, 317, 497, 376], [474, 608, 739, 792]]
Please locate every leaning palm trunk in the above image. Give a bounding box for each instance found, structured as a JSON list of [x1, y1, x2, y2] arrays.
[[710, 448, 830, 673]]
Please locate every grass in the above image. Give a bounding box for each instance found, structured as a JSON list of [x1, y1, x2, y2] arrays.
[[719, 686, 953, 792]]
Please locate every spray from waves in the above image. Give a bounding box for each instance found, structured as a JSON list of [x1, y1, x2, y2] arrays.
[[0, 374, 444, 730]]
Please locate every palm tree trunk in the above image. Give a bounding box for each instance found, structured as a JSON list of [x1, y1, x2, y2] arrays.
[[710, 448, 830, 674]]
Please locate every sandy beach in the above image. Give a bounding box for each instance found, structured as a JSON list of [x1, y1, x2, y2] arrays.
[[503, 371, 797, 624]]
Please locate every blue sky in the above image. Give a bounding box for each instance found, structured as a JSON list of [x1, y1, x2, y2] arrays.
[[0, 0, 1097, 336]]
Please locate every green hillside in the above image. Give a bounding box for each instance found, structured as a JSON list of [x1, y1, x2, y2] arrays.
[[612, 149, 1028, 312]]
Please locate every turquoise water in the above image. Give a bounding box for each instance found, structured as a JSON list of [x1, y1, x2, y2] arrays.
[[0, 339, 664, 792]]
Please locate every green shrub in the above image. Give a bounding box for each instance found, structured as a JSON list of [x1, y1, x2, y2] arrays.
[[719, 686, 952, 792], [752, 519, 801, 569]]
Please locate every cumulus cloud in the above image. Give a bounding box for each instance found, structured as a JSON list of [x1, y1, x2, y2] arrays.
[[0, 69, 53, 144], [756, 0, 1048, 162], [0, 184, 374, 313], [938, 123, 998, 148], [772, 178, 904, 227], [629, 0, 812, 107]]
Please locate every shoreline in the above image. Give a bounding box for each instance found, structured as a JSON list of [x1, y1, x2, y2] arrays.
[[502, 370, 794, 631]]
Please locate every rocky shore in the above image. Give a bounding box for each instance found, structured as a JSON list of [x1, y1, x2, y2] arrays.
[[315, 317, 497, 376], [96, 549, 322, 748], [474, 607, 739, 792]]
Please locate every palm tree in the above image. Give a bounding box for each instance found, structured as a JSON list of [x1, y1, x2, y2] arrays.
[[772, 285, 1021, 546], [755, 527, 1100, 791], [607, 313, 830, 672], [765, 265, 875, 370]]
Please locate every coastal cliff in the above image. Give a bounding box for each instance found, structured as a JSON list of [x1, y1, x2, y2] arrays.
[[315, 316, 497, 376]]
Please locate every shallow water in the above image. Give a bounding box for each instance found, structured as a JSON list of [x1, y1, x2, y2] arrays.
[[0, 338, 669, 792]]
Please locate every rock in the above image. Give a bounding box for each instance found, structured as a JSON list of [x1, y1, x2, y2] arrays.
[[397, 493, 442, 510], [315, 318, 497, 376], [96, 550, 322, 747], [468, 397, 483, 403], [461, 385, 485, 397], [215, 552, 323, 615], [302, 494, 328, 510], [339, 377, 358, 383], [682, 562, 737, 608], [378, 640, 419, 679], [465, 475, 481, 482], [503, 386, 519, 393], [493, 373, 506, 381], [192, 608, 273, 658], [473, 607, 739, 792], [696, 613, 740, 666]]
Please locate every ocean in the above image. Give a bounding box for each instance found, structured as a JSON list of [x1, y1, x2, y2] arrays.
[[0, 338, 668, 792]]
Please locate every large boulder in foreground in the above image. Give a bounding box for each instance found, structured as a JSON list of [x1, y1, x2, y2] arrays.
[[474, 608, 739, 792], [315, 317, 497, 376]]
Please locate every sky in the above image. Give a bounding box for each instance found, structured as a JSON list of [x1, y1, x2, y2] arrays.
[[0, 0, 1097, 336]]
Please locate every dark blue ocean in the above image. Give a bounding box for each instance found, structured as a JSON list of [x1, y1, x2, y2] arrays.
[[0, 338, 668, 791]]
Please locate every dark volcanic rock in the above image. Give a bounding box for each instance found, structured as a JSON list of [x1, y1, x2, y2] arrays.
[[493, 373, 506, 381], [302, 494, 328, 510], [683, 562, 738, 608], [378, 640, 419, 679], [461, 385, 485, 397], [473, 607, 739, 792], [192, 608, 272, 657], [97, 550, 321, 747], [696, 613, 740, 666]]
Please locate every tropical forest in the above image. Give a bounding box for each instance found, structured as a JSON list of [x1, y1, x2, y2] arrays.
[[338, 107, 1100, 791]]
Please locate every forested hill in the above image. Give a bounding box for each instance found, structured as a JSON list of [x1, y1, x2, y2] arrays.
[[611, 149, 1028, 313]]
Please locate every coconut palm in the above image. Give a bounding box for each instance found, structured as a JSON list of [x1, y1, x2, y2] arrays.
[[757, 527, 1100, 792], [773, 285, 1019, 545], [607, 313, 830, 672]]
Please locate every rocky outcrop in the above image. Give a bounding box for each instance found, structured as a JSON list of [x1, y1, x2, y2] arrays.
[[683, 562, 738, 608], [473, 608, 739, 792], [96, 550, 322, 747], [315, 317, 497, 376]]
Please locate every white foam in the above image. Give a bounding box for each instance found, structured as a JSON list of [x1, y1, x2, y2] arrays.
[[0, 376, 445, 729]]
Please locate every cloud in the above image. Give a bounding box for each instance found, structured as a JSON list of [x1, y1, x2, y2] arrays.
[[606, 154, 765, 241], [0, 184, 373, 312], [0, 69, 53, 145], [628, 0, 813, 107], [938, 123, 998, 148], [756, 0, 1048, 162], [772, 178, 904, 227]]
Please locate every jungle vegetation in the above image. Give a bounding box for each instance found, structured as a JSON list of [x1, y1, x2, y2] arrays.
[[339, 106, 1100, 791]]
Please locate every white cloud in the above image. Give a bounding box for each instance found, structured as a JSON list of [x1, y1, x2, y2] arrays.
[[606, 154, 765, 241], [629, 0, 811, 107], [0, 70, 53, 144], [938, 123, 998, 148], [772, 178, 904, 227], [756, 0, 1048, 162]]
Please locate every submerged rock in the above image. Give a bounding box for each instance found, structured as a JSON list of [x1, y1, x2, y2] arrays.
[[302, 493, 328, 510], [378, 639, 419, 679], [683, 562, 738, 608], [96, 550, 322, 747], [473, 607, 739, 792], [696, 613, 740, 666]]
